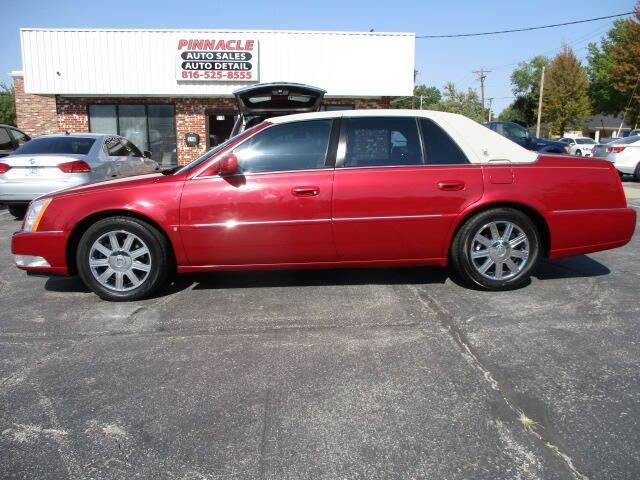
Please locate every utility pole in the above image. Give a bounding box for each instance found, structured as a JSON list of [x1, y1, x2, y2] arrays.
[[419, 95, 423, 110], [487, 98, 494, 122], [536, 66, 546, 138], [473, 68, 491, 115]]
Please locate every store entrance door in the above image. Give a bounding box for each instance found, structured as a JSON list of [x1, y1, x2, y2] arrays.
[[207, 112, 237, 147]]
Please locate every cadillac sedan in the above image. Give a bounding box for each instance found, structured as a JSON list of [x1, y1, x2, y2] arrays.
[[0, 133, 159, 218], [11, 110, 636, 301]]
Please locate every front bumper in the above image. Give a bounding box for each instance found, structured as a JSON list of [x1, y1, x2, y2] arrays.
[[11, 230, 69, 275]]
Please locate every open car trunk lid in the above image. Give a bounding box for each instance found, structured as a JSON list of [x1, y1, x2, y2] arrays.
[[233, 83, 326, 116]]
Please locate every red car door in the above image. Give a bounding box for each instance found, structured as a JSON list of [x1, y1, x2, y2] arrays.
[[180, 119, 337, 266], [332, 116, 484, 262]]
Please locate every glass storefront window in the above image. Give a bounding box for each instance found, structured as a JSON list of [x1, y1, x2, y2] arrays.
[[148, 105, 177, 166], [88, 105, 118, 134], [88, 104, 177, 166]]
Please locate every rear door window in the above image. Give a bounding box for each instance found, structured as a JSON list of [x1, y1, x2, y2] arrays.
[[14, 136, 95, 155], [343, 117, 422, 167], [9, 129, 30, 146], [104, 137, 129, 157], [420, 118, 470, 165], [0, 128, 12, 150]]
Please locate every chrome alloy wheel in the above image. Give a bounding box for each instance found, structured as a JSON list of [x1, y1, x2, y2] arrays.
[[88, 230, 152, 292], [470, 221, 530, 280]]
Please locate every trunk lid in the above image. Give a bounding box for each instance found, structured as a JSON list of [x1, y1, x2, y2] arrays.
[[0, 154, 89, 180], [233, 82, 326, 116]]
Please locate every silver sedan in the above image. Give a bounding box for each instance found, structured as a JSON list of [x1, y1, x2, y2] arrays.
[[0, 134, 160, 218]]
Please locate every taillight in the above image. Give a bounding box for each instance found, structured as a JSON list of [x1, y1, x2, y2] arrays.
[[0, 162, 11, 174], [58, 160, 91, 173], [607, 146, 626, 153]]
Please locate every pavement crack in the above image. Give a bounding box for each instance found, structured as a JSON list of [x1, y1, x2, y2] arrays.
[[411, 285, 590, 480]]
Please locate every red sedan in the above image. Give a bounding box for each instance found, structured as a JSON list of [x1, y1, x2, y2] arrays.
[[11, 111, 636, 301]]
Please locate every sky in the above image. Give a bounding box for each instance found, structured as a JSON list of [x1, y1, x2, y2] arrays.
[[0, 0, 634, 115]]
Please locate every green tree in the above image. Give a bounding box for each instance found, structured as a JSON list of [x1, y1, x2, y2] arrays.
[[0, 83, 16, 126], [542, 46, 591, 135], [391, 85, 441, 109], [501, 56, 550, 126], [586, 19, 629, 115], [611, 4, 640, 126], [437, 82, 485, 122]]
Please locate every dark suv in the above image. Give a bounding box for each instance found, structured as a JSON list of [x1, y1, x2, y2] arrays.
[[0, 125, 31, 157], [486, 121, 568, 154]]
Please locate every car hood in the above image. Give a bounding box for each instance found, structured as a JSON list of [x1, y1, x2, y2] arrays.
[[41, 173, 170, 200]]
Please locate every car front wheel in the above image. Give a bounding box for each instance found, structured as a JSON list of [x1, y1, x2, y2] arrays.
[[634, 163, 640, 182], [451, 208, 541, 290], [575, 149, 582, 156], [76, 216, 170, 301]]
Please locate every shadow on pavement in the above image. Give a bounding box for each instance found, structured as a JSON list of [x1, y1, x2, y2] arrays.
[[534, 255, 610, 280], [43, 255, 610, 298]]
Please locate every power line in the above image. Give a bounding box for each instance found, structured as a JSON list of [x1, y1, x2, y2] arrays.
[[416, 11, 634, 39]]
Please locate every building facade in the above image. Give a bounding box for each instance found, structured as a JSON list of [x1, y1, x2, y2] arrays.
[[13, 29, 415, 165]]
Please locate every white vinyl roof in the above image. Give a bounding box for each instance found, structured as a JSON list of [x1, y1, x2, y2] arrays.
[[270, 110, 538, 164]]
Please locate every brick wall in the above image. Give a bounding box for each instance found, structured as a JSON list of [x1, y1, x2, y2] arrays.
[[13, 89, 392, 165], [13, 76, 58, 136]]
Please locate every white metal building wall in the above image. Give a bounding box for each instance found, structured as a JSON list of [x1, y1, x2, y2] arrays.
[[19, 29, 415, 97]]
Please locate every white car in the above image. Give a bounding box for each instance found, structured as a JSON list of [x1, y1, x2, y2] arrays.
[[592, 135, 640, 180], [558, 137, 597, 157]]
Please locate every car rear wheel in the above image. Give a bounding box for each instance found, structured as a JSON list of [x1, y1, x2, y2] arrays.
[[8, 204, 27, 219], [76, 217, 169, 301], [451, 208, 541, 290]]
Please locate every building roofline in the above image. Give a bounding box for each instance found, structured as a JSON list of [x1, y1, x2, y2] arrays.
[[19, 27, 414, 37]]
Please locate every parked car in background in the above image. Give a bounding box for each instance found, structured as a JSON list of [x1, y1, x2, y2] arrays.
[[629, 129, 640, 137], [230, 82, 326, 137], [11, 110, 635, 301], [592, 135, 640, 180], [0, 133, 159, 218], [0, 125, 31, 158], [558, 137, 597, 156], [485, 121, 569, 154]]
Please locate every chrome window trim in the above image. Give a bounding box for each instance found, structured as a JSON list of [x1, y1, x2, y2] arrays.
[[194, 167, 335, 180]]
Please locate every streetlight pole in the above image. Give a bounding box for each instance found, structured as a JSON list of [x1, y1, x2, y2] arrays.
[[536, 66, 546, 138]]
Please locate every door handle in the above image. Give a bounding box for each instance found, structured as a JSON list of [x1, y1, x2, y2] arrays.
[[437, 181, 465, 191], [292, 186, 320, 197]]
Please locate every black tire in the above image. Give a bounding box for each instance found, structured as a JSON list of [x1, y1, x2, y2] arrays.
[[450, 208, 541, 291], [8, 204, 27, 219], [634, 163, 640, 182], [575, 149, 582, 156], [76, 216, 170, 301]]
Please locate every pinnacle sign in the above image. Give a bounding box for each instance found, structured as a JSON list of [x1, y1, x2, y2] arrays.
[[176, 38, 259, 82]]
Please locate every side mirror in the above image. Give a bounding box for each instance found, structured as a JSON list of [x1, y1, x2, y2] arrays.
[[143, 150, 152, 159], [218, 154, 239, 175]]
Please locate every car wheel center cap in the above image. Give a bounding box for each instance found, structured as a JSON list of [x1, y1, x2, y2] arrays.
[[489, 242, 509, 261], [109, 252, 132, 271]]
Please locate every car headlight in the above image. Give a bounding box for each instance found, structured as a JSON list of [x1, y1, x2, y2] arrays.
[[23, 198, 52, 232]]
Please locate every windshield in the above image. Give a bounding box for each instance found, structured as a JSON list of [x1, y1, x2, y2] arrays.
[[576, 138, 596, 144], [14, 136, 95, 155], [176, 124, 265, 174]]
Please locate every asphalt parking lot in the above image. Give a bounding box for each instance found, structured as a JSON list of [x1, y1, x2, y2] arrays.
[[1, 184, 639, 480]]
